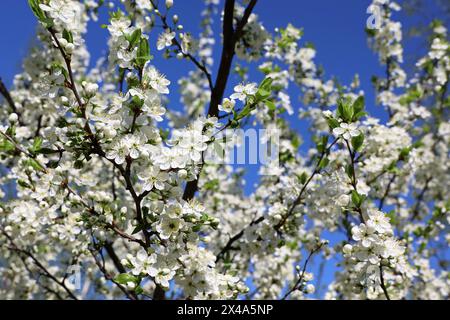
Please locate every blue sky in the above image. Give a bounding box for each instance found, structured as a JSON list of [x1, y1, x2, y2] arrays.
[[0, 0, 445, 298], [0, 0, 433, 148], [1, 1, 417, 96]]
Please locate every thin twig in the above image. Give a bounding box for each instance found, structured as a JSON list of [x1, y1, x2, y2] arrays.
[[282, 243, 325, 300]]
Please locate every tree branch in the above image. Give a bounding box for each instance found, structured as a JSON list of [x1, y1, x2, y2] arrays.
[[183, 0, 258, 201], [0, 77, 18, 113], [1, 228, 78, 300]]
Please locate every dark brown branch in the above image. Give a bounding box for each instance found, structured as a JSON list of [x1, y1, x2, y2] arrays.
[[0, 77, 18, 113], [215, 216, 264, 263], [411, 177, 432, 221], [275, 137, 339, 230], [149, 0, 213, 90], [2, 228, 78, 300], [104, 242, 126, 274], [48, 26, 154, 251], [233, 0, 258, 41], [379, 264, 391, 300], [282, 242, 325, 300], [89, 247, 137, 300], [183, 0, 258, 201], [378, 173, 396, 210]]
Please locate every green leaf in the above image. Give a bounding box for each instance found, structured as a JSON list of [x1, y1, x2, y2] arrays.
[[74, 160, 84, 169], [259, 77, 273, 91], [291, 135, 301, 149], [28, 0, 53, 27], [343, 103, 353, 122], [298, 172, 308, 185], [327, 118, 340, 129], [352, 96, 365, 115], [18, 180, 32, 189], [31, 137, 43, 153], [317, 135, 329, 153], [135, 37, 152, 68], [353, 111, 367, 120], [134, 286, 144, 295], [351, 190, 363, 207], [229, 119, 239, 128], [318, 157, 329, 169], [365, 28, 377, 37], [46, 160, 60, 169], [399, 147, 411, 160], [114, 273, 138, 285], [131, 224, 144, 235], [337, 98, 355, 122], [6, 125, 16, 137], [28, 0, 46, 21], [159, 128, 170, 141], [0, 139, 15, 152], [266, 100, 276, 111], [256, 88, 270, 100], [127, 29, 142, 48], [203, 179, 219, 191], [351, 134, 364, 152], [345, 164, 354, 179], [62, 29, 73, 44], [337, 100, 345, 119], [386, 210, 397, 225], [37, 147, 58, 155], [235, 104, 253, 121], [26, 158, 45, 172]]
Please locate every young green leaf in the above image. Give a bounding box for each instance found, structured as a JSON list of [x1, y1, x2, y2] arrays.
[[114, 273, 138, 285], [351, 134, 364, 152], [135, 37, 152, 68]]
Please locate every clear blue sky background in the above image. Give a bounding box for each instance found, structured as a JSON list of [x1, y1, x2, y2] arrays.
[[0, 0, 445, 298]]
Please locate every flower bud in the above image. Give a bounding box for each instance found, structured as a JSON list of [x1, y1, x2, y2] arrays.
[[343, 244, 353, 254], [166, 0, 173, 9], [82, 81, 98, 98], [104, 127, 117, 139], [305, 284, 315, 294], [178, 169, 187, 179], [65, 43, 75, 54], [8, 113, 18, 123], [381, 258, 390, 267], [59, 38, 68, 47]]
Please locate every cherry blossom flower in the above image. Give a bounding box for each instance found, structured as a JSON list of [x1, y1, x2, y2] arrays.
[[156, 214, 183, 239], [230, 83, 258, 101], [137, 166, 169, 191], [218, 98, 235, 113], [333, 122, 361, 140], [39, 0, 76, 25], [157, 29, 176, 50], [144, 66, 171, 94]]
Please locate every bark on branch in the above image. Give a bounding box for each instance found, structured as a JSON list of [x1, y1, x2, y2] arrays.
[[182, 0, 258, 201]]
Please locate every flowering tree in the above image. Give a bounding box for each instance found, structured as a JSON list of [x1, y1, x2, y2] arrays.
[[0, 0, 448, 300]]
